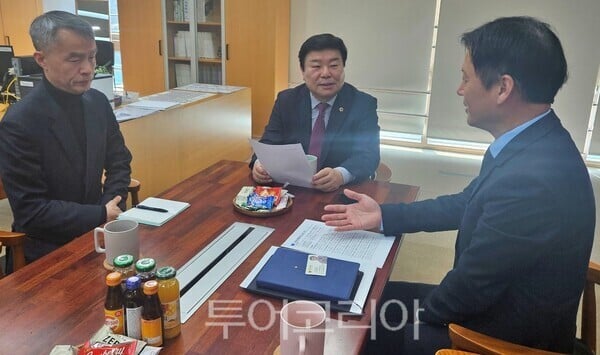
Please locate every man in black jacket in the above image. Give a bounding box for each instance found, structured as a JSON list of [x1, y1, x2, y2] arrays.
[[0, 11, 131, 263]]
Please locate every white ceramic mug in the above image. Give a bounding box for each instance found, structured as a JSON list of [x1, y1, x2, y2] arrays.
[[94, 219, 139, 266], [280, 300, 326, 355], [306, 155, 318, 175]]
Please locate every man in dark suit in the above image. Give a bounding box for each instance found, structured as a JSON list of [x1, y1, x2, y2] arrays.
[[250, 33, 380, 192], [322, 16, 595, 354], [0, 11, 132, 263]]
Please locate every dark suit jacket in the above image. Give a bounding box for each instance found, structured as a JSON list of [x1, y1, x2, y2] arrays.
[[0, 82, 132, 252], [251, 83, 380, 182], [381, 111, 595, 352]]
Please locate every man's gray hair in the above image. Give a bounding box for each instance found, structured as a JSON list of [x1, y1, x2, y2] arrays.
[[29, 11, 94, 51]]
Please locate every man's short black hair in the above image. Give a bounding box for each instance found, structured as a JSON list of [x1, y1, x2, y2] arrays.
[[298, 33, 347, 71], [461, 16, 568, 104]]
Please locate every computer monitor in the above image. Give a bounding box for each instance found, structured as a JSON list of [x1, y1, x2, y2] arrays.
[[0, 45, 14, 81], [12, 56, 43, 76], [95, 40, 114, 74]]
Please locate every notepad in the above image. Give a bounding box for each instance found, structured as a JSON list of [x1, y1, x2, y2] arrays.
[[255, 247, 361, 301], [118, 197, 190, 226]]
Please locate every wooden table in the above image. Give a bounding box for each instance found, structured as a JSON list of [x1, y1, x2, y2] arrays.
[[0, 160, 418, 354]]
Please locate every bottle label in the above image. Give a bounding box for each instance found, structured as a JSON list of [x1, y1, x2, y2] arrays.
[[161, 299, 181, 330], [141, 318, 163, 346], [104, 307, 125, 334], [126, 306, 143, 339]]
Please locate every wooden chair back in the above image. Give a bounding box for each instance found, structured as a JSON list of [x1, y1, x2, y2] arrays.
[[443, 261, 600, 355], [0, 176, 26, 278], [0, 175, 5, 199], [581, 261, 600, 352], [0, 231, 26, 278], [373, 162, 392, 182], [128, 178, 141, 206]]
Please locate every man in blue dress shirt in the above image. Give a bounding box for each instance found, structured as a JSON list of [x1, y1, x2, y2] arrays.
[[322, 16, 595, 354]]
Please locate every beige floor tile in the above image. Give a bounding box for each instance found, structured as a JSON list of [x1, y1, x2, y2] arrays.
[[391, 233, 455, 284]]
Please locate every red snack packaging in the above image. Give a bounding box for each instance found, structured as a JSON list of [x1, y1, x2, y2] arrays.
[[255, 186, 282, 205], [77, 340, 137, 355]]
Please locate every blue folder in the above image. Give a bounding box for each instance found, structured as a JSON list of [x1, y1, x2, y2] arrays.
[[255, 247, 361, 301]]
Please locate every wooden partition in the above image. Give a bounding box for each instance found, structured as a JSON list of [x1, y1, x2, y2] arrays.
[[119, 88, 252, 199]]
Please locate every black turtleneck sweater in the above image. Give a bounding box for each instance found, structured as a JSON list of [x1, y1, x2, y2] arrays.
[[43, 76, 87, 158], [42, 77, 97, 218]]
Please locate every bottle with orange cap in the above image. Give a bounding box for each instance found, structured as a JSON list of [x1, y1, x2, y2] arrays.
[[141, 280, 163, 346], [104, 271, 125, 334]]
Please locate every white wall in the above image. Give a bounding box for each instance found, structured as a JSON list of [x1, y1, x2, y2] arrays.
[[428, 0, 600, 150], [42, 0, 76, 13], [290, 0, 437, 137], [290, 0, 600, 153]]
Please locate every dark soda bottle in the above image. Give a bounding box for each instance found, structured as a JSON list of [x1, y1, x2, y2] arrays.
[[141, 280, 163, 346], [135, 257, 156, 284], [104, 271, 125, 334], [124, 275, 143, 339]]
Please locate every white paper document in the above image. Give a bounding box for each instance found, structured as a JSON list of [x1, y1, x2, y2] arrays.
[[145, 90, 216, 103], [173, 83, 244, 93], [127, 100, 180, 110], [250, 140, 315, 188], [114, 106, 160, 122], [240, 219, 394, 315], [281, 219, 394, 269]]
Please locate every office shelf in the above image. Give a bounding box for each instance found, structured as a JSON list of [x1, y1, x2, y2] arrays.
[[163, 0, 223, 88]]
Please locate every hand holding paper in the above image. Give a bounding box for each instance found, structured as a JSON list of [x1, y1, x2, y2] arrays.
[[250, 140, 316, 188]]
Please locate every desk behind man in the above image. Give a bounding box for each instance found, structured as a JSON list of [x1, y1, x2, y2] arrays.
[[0, 11, 131, 264], [250, 33, 380, 192]]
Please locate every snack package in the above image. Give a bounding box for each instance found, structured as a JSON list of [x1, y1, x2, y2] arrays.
[[255, 186, 282, 205], [50, 325, 161, 355], [84, 325, 161, 355], [235, 186, 255, 206], [77, 341, 137, 355], [273, 194, 289, 211], [246, 192, 275, 210]]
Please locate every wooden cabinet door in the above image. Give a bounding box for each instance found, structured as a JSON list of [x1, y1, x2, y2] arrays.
[[117, 0, 165, 96], [225, 0, 289, 137], [0, 0, 41, 56], [0, 4, 5, 46]]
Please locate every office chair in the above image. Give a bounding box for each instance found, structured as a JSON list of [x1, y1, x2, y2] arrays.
[[0, 231, 26, 278], [0, 177, 25, 278], [372, 162, 392, 182], [100, 176, 141, 207], [436, 261, 600, 355], [128, 178, 141, 206]]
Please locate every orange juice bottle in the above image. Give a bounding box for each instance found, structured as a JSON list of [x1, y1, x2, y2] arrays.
[[141, 280, 163, 346], [157, 266, 181, 339], [104, 272, 125, 334]]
